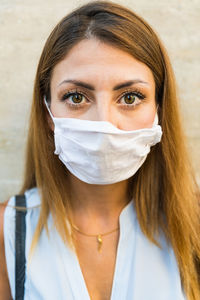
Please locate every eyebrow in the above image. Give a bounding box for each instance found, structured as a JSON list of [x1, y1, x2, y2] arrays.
[[58, 79, 149, 90]]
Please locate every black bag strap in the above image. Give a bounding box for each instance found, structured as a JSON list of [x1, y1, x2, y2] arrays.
[[15, 195, 27, 300]]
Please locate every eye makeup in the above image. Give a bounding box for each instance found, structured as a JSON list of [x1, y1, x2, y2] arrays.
[[58, 87, 147, 111]]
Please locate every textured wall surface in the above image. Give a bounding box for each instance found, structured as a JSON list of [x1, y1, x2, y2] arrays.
[[0, 0, 200, 202]]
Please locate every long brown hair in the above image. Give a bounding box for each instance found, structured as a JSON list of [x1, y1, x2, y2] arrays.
[[19, 1, 200, 298]]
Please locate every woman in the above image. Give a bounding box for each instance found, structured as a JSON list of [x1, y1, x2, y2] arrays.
[[0, 1, 199, 299]]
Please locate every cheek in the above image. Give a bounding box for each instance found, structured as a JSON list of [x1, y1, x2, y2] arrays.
[[117, 106, 157, 131], [138, 112, 156, 128], [50, 102, 70, 118]]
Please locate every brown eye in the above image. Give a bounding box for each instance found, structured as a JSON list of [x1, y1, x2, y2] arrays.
[[71, 93, 83, 103], [124, 94, 136, 104]]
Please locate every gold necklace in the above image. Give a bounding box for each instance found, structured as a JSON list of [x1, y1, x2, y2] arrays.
[[70, 223, 119, 252]]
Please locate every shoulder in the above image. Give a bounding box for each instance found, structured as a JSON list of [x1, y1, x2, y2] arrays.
[[3, 186, 41, 252], [2, 187, 41, 230], [24, 186, 41, 208], [3, 187, 41, 247], [5, 187, 41, 211], [25, 187, 41, 207], [0, 200, 12, 299], [0, 187, 41, 299]]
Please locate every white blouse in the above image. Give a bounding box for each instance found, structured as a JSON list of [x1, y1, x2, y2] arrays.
[[4, 187, 186, 300]]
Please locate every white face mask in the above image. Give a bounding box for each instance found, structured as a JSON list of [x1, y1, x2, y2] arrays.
[[45, 99, 162, 185]]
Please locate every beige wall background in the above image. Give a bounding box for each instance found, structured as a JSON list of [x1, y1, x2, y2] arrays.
[[0, 0, 200, 202]]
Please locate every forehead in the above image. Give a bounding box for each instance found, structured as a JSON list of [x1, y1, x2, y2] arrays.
[[51, 39, 155, 88]]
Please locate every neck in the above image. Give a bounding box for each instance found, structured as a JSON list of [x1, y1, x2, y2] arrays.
[[68, 174, 131, 230]]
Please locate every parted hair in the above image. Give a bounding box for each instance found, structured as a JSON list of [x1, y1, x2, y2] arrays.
[[19, 1, 200, 299]]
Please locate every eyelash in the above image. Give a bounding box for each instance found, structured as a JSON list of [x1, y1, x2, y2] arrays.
[[60, 88, 146, 110]]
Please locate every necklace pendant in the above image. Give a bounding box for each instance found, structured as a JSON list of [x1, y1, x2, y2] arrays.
[[97, 234, 102, 252]]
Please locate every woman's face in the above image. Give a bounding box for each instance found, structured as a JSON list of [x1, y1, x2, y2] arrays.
[[50, 39, 156, 131]]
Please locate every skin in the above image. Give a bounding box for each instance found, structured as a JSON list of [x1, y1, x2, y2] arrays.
[[49, 39, 157, 300]]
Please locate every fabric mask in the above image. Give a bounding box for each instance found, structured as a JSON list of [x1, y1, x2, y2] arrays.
[[44, 99, 162, 185]]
